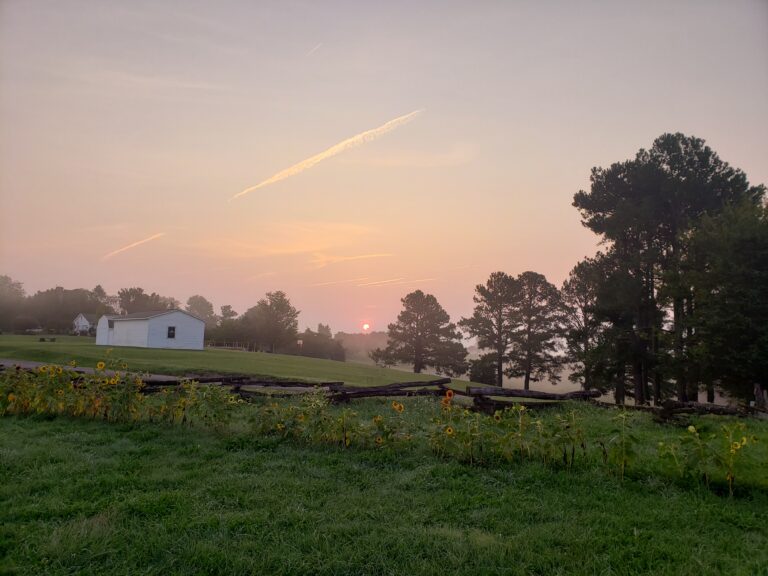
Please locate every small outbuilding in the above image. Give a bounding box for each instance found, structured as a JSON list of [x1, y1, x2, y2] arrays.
[[95, 310, 205, 350], [72, 313, 99, 335]]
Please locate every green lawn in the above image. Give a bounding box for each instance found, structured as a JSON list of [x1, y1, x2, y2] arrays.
[[1, 402, 767, 576], [0, 335, 444, 387]]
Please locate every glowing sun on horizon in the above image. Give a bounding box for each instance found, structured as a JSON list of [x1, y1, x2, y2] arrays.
[[362, 323, 370, 331]]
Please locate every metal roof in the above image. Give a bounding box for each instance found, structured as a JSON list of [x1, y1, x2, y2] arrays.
[[103, 309, 204, 322]]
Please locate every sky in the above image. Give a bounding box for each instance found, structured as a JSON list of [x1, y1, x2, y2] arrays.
[[1, 0, 767, 333]]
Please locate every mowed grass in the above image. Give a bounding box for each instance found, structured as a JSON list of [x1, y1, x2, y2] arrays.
[[0, 335, 442, 387], [2, 401, 768, 575]]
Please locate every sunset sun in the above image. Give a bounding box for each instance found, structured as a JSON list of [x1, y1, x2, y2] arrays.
[[362, 323, 370, 331]]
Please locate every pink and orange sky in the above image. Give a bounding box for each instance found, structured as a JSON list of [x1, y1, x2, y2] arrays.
[[1, 0, 767, 332]]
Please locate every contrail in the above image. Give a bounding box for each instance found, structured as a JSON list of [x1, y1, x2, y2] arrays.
[[101, 233, 165, 260], [309, 277, 369, 287], [309, 252, 393, 268], [305, 43, 322, 57], [231, 109, 423, 200], [357, 277, 405, 287]]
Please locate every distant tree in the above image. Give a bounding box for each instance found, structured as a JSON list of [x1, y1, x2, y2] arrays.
[[336, 330, 389, 364], [118, 287, 177, 314], [92, 284, 108, 303], [468, 353, 499, 386], [507, 272, 563, 390], [26, 287, 112, 332], [317, 323, 332, 339], [185, 295, 218, 328], [0, 275, 26, 330], [220, 305, 238, 320], [372, 290, 467, 376], [459, 272, 518, 386], [242, 291, 299, 352], [11, 315, 39, 332], [290, 324, 345, 361]]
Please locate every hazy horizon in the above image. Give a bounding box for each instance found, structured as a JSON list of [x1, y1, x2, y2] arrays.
[[2, 0, 767, 332]]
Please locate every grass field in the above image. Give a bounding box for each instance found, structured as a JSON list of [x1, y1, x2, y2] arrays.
[[0, 335, 443, 387], [2, 400, 767, 576], [3, 336, 768, 574]]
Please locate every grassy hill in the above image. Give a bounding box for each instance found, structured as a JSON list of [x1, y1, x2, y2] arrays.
[[2, 408, 767, 575], [0, 335, 454, 387]]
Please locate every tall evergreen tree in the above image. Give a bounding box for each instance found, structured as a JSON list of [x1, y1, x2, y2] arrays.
[[506, 272, 563, 390], [573, 133, 764, 403], [372, 290, 467, 376], [459, 272, 518, 386], [685, 201, 768, 406], [561, 256, 605, 391], [242, 291, 299, 353]]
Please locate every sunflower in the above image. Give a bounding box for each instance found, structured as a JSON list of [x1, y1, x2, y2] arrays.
[[69, 360, 77, 367], [7, 393, 16, 403], [373, 415, 383, 424], [445, 389, 455, 400], [375, 436, 384, 446], [395, 402, 405, 413], [445, 426, 454, 436], [493, 412, 502, 422], [96, 361, 106, 371]]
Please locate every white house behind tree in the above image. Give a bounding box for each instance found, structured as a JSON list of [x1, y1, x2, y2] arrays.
[[95, 310, 204, 350], [72, 313, 99, 334]]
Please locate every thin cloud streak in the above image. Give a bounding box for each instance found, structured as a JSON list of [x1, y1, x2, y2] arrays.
[[357, 277, 405, 287], [309, 252, 393, 268], [231, 109, 424, 200], [305, 43, 323, 56], [309, 277, 369, 287], [101, 233, 165, 260], [357, 277, 438, 288]]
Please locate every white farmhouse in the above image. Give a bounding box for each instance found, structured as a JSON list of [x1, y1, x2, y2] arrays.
[[95, 310, 205, 350], [72, 313, 99, 334]]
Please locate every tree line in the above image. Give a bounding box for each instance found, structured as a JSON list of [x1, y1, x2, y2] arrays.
[[371, 133, 766, 407], [1, 132, 765, 405], [0, 281, 344, 362]]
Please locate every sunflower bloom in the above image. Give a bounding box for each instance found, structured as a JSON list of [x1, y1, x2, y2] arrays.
[[96, 362, 106, 371], [375, 436, 383, 446], [445, 389, 455, 400], [445, 426, 454, 436]]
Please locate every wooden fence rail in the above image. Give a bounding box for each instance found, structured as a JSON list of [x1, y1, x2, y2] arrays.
[[3, 363, 755, 417]]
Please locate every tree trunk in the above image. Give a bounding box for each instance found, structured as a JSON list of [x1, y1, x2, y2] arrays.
[[524, 370, 530, 391], [496, 350, 503, 387], [685, 297, 698, 402], [673, 295, 687, 402], [706, 380, 715, 404], [633, 359, 644, 405], [755, 384, 766, 410], [615, 363, 625, 405]]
